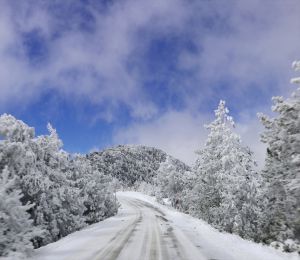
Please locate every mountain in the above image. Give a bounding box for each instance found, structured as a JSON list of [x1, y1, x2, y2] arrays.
[[87, 145, 190, 186]]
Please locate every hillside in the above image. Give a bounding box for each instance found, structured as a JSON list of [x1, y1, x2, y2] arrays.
[[87, 145, 190, 186]]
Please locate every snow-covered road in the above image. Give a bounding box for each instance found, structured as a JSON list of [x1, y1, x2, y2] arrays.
[[32, 192, 299, 260]]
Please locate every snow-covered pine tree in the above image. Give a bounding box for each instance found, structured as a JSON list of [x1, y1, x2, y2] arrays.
[[156, 156, 182, 207], [193, 100, 261, 239], [0, 167, 42, 258], [259, 61, 300, 250], [155, 156, 194, 211]]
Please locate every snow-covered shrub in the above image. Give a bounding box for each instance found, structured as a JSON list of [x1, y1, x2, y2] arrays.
[[135, 181, 157, 196], [0, 114, 34, 143], [19, 124, 86, 246], [0, 115, 119, 252], [0, 167, 43, 258], [72, 155, 118, 224]]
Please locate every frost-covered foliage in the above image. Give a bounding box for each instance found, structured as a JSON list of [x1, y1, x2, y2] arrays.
[[71, 155, 118, 224], [0, 114, 118, 256], [145, 93, 298, 253], [135, 181, 157, 196], [154, 156, 195, 212], [189, 101, 262, 240], [26, 124, 86, 246], [0, 167, 42, 258], [135, 101, 263, 242], [258, 61, 300, 250], [87, 145, 189, 187], [148, 63, 300, 252]]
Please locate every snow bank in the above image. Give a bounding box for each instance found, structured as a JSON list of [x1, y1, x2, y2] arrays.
[[120, 191, 299, 260]]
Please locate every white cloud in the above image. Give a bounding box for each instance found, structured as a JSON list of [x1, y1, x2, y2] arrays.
[[114, 109, 268, 168], [0, 0, 299, 115], [176, 0, 300, 113], [236, 117, 267, 169], [114, 110, 208, 165], [0, 0, 298, 159], [0, 0, 189, 120]]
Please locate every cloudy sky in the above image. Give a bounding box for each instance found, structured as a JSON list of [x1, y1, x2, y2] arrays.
[[0, 0, 299, 166]]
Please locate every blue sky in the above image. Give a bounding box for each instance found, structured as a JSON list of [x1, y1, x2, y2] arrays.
[[0, 0, 299, 165]]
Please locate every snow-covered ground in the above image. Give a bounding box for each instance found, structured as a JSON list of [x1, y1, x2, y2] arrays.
[[32, 192, 299, 260]]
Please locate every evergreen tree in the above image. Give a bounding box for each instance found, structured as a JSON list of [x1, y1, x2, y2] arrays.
[[0, 167, 42, 258], [259, 61, 300, 249], [155, 156, 193, 210], [193, 100, 261, 239]]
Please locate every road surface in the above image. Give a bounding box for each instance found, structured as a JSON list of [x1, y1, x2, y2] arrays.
[[32, 192, 298, 260]]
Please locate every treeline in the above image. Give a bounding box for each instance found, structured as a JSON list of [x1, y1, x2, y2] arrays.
[[149, 62, 300, 253], [0, 116, 118, 258]]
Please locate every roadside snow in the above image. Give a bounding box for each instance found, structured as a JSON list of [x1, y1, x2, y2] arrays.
[[31, 191, 299, 260], [121, 191, 299, 260]]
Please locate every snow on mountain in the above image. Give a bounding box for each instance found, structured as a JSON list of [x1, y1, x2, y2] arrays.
[[87, 145, 190, 186]]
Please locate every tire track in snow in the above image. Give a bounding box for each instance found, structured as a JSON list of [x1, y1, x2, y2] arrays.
[[33, 194, 207, 260], [116, 198, 169, 260], [133, 198, 205, 260], [91, 199, 142, 260], [32, 192, 293, 260], [131, 199, 187, 260]]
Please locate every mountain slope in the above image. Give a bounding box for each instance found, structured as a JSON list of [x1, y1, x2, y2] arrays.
[[87, 145, 190, 186]]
